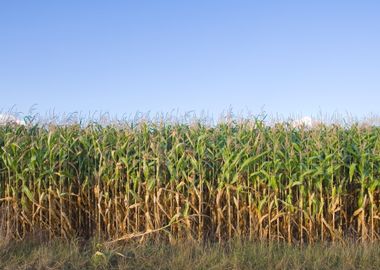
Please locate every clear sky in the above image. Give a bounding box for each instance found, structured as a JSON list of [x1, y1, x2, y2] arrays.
[[1, 1, 380, 119]]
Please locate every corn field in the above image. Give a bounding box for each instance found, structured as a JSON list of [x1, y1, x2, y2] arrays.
[[0, 119, 379, 243]]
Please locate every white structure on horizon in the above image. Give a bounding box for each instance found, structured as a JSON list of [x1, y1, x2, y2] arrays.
[[291, 116, 315, 128], [0, 114, 25, 126]]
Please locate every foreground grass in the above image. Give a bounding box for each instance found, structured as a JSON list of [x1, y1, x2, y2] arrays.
[[1, 237, 379, 270]]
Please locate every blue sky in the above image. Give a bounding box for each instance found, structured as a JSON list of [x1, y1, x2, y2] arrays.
[[1, 1, 380, 118]]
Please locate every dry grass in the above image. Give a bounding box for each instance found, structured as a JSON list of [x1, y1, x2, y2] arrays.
[[0, 237, 379, 270]]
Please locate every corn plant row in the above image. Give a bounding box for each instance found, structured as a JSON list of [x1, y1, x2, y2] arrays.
[[0, 120, 379, 243]]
